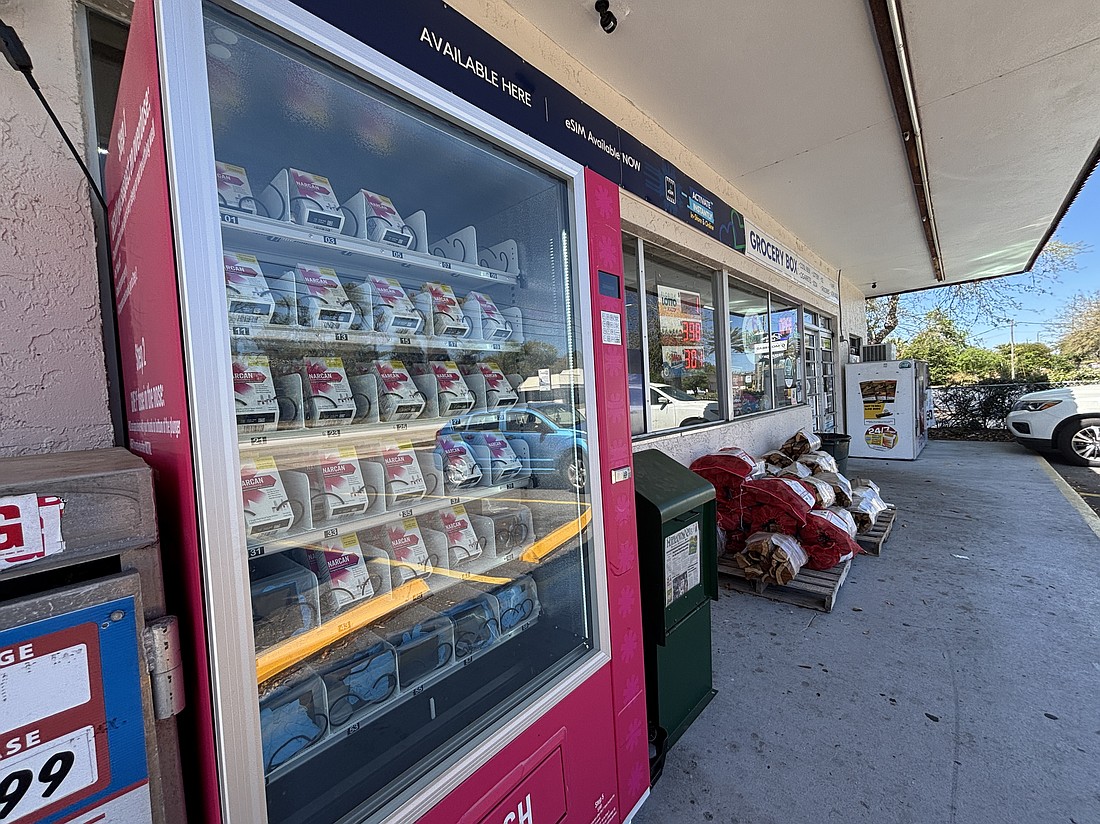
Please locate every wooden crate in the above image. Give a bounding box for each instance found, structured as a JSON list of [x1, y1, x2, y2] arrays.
[[717, 557, 851, 612], [855, 504, 897, 557]]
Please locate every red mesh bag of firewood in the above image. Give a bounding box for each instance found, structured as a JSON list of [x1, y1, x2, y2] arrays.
[[797, 509, 863, 570], [738, 477, 815, 535], [691, 447, 762, 529]]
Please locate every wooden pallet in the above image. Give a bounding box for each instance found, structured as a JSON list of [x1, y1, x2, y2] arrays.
[[855, 504, 897, 557], [717, 558, 851, 612]]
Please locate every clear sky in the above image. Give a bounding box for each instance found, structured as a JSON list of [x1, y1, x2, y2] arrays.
[[969, 171, 1098, 349]]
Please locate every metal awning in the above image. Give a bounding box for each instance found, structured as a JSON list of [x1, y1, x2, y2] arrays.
[[501, 0, 1100, 296]]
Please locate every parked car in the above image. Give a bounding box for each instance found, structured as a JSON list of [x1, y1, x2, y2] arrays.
[[1006, 385, 1100, 466], [446, 402, 588, 491], [649, 383, 721, 430]]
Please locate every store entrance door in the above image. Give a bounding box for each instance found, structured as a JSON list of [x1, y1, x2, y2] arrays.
[[804, 315, 836, 433]]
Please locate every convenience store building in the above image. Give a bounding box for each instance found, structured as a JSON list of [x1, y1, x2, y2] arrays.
[[2, 1, 1098, 823]]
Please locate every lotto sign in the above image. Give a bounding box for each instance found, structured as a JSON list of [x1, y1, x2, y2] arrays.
[[0, 598, 151, 824], [656, 285, 704, 373], [0, 495, 65, 570]]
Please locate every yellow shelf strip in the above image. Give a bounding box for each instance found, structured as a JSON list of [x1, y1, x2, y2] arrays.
[[521, 507, 592, 563], [256, 579, 429, 684], [254, 505, 592, 684]]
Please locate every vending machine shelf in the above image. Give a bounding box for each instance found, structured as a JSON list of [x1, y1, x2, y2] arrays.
[[228, 323, 520, 355], [245, 479, 534, 558], [220, 209, 521, 287]]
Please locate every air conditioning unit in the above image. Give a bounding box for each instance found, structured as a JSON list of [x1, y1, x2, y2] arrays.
[[862, 342, 896, 362]]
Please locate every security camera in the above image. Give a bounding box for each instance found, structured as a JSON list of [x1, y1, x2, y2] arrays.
[[595, 1, 618, 33]]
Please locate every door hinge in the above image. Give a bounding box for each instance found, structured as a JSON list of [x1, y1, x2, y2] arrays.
[[143, 616, 186, 719]]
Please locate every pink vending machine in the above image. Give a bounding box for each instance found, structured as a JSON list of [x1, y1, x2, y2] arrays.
[[105, 1, 649, 822]]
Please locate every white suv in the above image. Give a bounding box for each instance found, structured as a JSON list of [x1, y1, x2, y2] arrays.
[[1006, 384, 1100, 466], [649, 384, 722, 431]]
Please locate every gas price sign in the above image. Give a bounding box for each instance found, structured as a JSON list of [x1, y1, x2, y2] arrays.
[[0, 598, 151, 824], [657, 285, 705, 374]]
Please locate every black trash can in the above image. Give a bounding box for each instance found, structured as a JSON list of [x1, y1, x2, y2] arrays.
[[816, 432, 852, 476]]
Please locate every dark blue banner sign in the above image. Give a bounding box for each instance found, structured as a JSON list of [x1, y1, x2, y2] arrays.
[[290, 0, 747, 254]]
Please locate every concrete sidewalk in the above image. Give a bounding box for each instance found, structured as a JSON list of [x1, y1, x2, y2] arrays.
[[635, 441, 1100, 824]]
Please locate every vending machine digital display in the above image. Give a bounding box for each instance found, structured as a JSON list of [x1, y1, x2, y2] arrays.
[[106, 1, 647, 822]]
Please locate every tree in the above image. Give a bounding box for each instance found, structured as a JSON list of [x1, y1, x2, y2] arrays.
[[865, 239, 1087, 344], [895, 310, 968, 383], [1057, 290, 1100, 364]]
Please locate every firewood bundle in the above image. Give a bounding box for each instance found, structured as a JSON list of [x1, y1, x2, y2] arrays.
[[731, 531, 808, 585]]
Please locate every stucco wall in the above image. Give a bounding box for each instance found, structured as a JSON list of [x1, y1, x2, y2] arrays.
[[0, 0, 113, 456]]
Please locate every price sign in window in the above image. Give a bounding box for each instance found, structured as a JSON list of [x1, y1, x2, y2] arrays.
[[656, 285, 705, 386]]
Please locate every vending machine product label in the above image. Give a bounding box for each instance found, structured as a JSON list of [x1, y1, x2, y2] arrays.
[[423, 282, 470, 337], [224, 251, 275, 323], [437, 504, 482, 562], [374, 359, 425, 421], [436, 434, 483, 490], [467, 291, 512, 340], [216, 160, 255, 213], [302, 357, 356, 425], [481, 432, 523, 483], [358, 190, 414, 248], [311, 533, 375, 607], [287, 168, 343, 233], [369, 276, 423, 334], [294, 264, 353, 329], [430, 360, 475, 418], [470, 361, 518, 409], [241, 456, 294, 538], [385, 516, 431, 578], [381, 441, 427, 498], [317, 446, 371, 519], [233, 354, 278, 432], [465, 431, 522, 483]]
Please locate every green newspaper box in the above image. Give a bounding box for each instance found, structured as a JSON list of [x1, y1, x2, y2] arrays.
[[633, 449, 718, 777]]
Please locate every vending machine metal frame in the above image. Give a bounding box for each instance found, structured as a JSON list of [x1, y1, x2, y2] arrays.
[[127, 0, 626, 820]]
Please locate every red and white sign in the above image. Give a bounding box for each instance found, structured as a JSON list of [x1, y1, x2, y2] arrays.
[[0, 495, 65, 570], [0, 623, 110, 822]]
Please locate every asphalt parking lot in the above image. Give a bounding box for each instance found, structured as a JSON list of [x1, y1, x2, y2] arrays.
[[1043, 453, 1100, 517]]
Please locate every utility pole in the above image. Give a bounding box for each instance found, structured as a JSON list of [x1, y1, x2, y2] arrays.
[[1010, 319, 1016, 379]]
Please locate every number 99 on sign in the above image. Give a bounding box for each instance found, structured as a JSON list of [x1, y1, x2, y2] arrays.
[[0, 726, 97, 821]]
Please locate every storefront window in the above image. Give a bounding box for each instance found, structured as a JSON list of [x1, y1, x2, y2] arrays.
[[620, 239, 723, 435], [643, 248, 722, 433], [728, 283, 772, 417]]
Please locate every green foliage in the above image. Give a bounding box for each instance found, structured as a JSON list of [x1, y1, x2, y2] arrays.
[[1057, 290, 1100, 363], [895, 310, 969, 383], [865, 238, 1087, 343]]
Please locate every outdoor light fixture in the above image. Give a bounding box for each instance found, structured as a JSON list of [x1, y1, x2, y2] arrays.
[[594, 1, 618, 33]]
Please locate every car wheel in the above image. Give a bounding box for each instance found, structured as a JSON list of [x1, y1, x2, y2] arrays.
[[679, 417, 706, 428], [560, 451, 587, 492], [1058, 418, 1100, 467]]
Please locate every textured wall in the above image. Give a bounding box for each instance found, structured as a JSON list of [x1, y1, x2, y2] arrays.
[[0, 0, 113, 455]]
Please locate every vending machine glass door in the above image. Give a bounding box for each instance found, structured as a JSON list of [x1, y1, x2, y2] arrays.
[[200, 4, 600, 821]]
